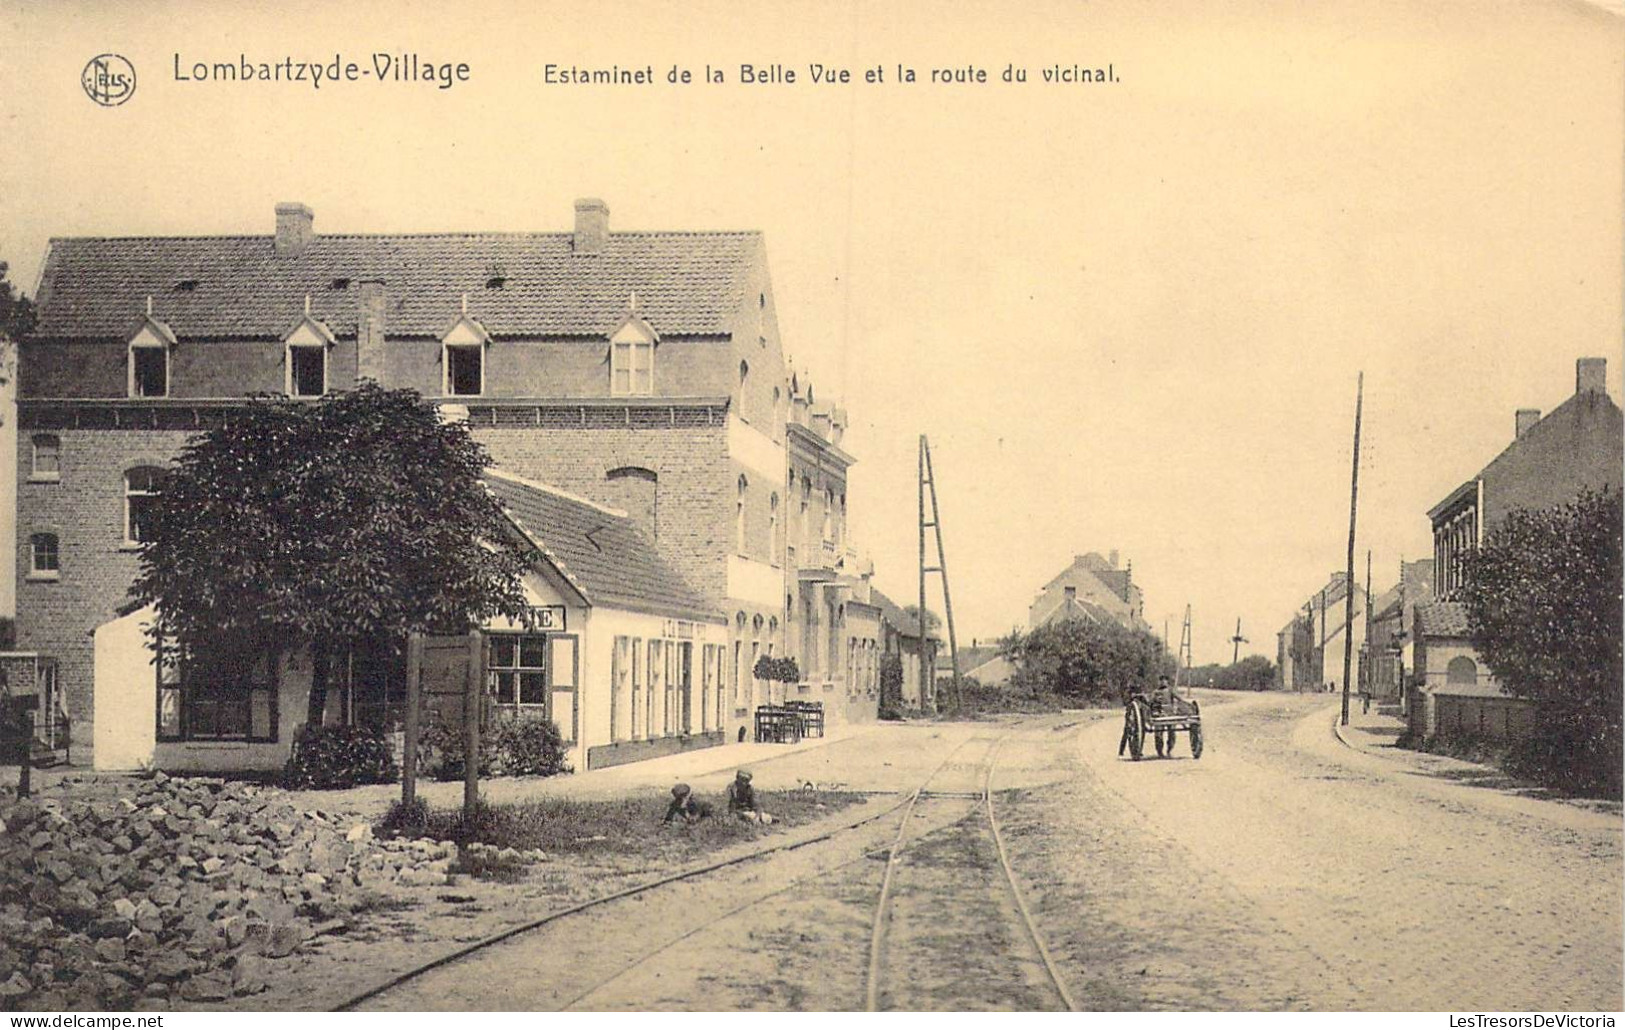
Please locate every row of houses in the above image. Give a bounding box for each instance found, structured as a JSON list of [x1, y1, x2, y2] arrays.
[[7, 198, 939, 775], [1275, 358, 1622, 745]]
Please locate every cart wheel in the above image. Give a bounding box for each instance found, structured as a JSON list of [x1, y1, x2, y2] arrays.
[[1126, 704, 1144, 761], [1190, 721, 1204, 759]]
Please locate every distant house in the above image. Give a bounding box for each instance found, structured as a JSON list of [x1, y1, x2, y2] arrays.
[[1409, 358, 1622, 743], [868, 588, 938, 710], [1275, 572, 1367, 693], [1029, 551, 1146, 632], [1360, 559, 1434, 703]]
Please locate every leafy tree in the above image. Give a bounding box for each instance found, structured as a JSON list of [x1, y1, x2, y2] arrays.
[[1183, 655, 1276, 691], [902, 604, 942, 638], [130, 384, 534, 725], [0, 261, 36, 341], [1460, 488, 1623, 796], [1004, 617, 1174, 704]]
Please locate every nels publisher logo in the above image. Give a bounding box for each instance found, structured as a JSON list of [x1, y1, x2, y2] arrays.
[[82, 53, 136, 106]]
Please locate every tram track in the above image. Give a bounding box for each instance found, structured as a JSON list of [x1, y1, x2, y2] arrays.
[[862, 726, 1077, 1012], [336, 728, 991, 1012]]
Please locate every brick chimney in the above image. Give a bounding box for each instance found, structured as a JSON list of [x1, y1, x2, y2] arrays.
[[573, 198, 609, 255], [357, 280, 387, 383], [275, 202, 314, 256], [1576, 357, 1606, 395], [1515, 408, 1541, 439]]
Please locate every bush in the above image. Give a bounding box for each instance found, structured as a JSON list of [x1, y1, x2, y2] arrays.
[[1461, 488, 1623, 798], [283, 723, 398, 789], [491, 719, 572, 777], [879, 654, 906, 720], [378, 796, 430, 836], [421, 718, 496, 781], [419, 718, 572, 780], [753, 655, 801, 684]]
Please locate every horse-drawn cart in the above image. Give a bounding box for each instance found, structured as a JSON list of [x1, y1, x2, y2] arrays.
[[1121, 692, 1203, 760]]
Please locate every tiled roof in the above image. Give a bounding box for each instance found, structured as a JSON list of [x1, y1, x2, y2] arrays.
[[484, 470, 721, 623], [1416, 600, 1472, 638], [869, 588, 929, 640], [1039, 596, 1115, 627], [33, 231, 760, 340]]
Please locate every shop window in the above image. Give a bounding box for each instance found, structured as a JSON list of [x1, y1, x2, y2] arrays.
[[160, 648, 276, 743], [489, 633, 547, 707]]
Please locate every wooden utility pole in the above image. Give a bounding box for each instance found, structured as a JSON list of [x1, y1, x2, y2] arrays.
[[1340, 373, 1364, 727], [464, 630, 483, 819], [1230, 617, 1247, 666], [1175, 605, 1193, 691], [918, 436, 963, 712], [917, 437, 929, 711]]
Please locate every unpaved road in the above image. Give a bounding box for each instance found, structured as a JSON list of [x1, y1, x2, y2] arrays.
[[1001, 691, 1624, 1011], [353, 697, 1623, 1011]]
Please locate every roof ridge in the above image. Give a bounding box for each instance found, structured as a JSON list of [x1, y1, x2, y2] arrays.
[[484, 467, 629, 519]]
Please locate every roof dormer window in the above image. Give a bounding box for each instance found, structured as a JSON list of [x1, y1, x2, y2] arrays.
[[284, 298, 336, 398], [127, 302, 176, 399], [609, 295, 658, 397], [441, 299, 491, 397]]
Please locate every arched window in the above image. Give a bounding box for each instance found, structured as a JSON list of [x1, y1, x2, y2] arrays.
[[736, 474, 749, 554], [1446, 656, 1478, 686], [29, 533, 59, 578], [768, 492, 780, 565], [30, 435, 60, 480], [823, 488, 834, 543], [800, 476, 813, 552], [124, 467, 166, 545], [739, 359, 749, 385]]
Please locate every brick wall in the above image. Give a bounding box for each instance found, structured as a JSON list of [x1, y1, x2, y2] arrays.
[[1481, 391, 1624, 530], [15, 427, 197, 745], [22, 333, 735, 402], [475, 423, 730, 601]]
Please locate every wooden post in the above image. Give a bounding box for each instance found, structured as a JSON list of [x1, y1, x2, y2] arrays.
[[1341, 372, 1364, 727], [402, 634, 421, 807], [917, 436, 928, 713], [464, 630, 482, 819]]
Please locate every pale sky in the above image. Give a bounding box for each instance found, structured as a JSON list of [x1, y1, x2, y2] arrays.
[[2, 0, 1621, 662]]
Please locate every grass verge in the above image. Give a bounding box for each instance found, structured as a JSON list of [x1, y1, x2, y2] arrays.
[[378, 789, 870, 872]]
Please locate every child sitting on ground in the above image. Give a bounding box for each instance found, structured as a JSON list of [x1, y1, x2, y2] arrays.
[[662, 782, 713, 824]]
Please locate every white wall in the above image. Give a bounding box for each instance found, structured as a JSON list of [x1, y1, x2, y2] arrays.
[[92, 605, 156, 770]]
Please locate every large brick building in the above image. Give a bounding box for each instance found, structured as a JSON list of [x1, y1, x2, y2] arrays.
[[1408, 357, 1622, 742], [16, 198, 877, 764]]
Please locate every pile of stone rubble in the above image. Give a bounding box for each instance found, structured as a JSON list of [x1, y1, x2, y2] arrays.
[[0, 772, 543, 1010]]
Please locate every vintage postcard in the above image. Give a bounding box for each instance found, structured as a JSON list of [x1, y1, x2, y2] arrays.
[[0, 0, 1620, 1020]]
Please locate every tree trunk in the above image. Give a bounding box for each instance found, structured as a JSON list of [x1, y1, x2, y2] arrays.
[[306, 645, 330, 727]]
